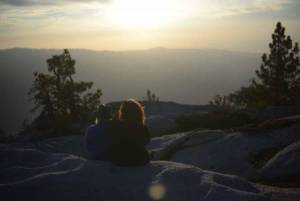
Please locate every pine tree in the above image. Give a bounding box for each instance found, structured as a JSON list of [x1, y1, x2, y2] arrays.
[[254, 22, 300, 105], [29, 49, 102, 131], [209, 94, 232, 108], [151, 94, 156, 102], [226, 22, 300, 108], [145, 89, 160, 103], [146, 89, 152, 102]]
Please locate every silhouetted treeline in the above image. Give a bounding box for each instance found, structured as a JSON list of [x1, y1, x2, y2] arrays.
[[211, 22, 300, 109], [143, 89, 159, 103], [181, 22, 300, 132]]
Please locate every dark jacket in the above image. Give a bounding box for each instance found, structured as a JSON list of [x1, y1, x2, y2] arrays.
[[84, 121, 112, 161], [108, 120, 150, 166]]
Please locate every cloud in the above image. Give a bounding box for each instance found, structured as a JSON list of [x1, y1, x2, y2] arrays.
[[0, 0, 110, 7], [185, 0, 299, 18], [0, 1, 110, 35]]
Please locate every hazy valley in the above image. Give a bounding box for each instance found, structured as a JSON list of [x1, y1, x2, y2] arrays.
[[0, 47, 260, 133]]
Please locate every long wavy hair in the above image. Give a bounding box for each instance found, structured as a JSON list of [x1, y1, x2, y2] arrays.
[[118, 99, 145, 125]]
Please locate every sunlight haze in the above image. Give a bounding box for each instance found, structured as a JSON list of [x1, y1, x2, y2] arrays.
[[0, 0, 300, 52]]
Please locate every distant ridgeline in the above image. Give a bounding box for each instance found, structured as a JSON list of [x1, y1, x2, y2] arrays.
[[108, 101, 216, 117]]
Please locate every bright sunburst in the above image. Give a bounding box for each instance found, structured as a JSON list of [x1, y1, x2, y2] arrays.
[[108, 0, 181, 29]]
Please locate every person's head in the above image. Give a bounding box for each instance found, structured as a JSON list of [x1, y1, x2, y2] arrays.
[[96, 104, 112, 121], [118, 99, 145, 125]]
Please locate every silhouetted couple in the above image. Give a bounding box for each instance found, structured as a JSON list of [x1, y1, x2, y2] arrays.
[[84, 99, 150, 166]]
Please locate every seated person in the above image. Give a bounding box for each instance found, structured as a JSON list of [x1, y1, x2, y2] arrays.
[[84, 104, 112, 161], [109, 99, 150, 166]]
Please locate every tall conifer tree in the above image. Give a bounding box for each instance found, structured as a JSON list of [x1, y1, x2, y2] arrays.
[[254, 22, 300, 105]]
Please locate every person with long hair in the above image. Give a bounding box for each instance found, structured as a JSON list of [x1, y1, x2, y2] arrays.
[[109, 99, 150, 166], [118, 99, 145, 125]]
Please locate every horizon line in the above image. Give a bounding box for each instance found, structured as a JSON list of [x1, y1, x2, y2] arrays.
[[0, 46, 263, 54]]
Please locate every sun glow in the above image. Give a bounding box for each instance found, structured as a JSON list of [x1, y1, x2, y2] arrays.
[[108, 0, 182, 29]]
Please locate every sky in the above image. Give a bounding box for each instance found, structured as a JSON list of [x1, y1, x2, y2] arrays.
[[0, 0, 300, 52]]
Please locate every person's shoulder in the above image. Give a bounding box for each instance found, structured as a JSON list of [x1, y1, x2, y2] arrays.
[[85, 124, 94, 134], [86, 123, 103, 132], [86, 124, 97, 131]]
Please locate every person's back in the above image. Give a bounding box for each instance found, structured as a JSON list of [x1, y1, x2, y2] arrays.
[[84, 104, 112, 161], [109, 99, 150, 166], [109, 120, 150, 166], [85, 120, 112, 160]]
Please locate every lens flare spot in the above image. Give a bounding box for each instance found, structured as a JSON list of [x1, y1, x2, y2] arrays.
[[149, 183, 166, 200]]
